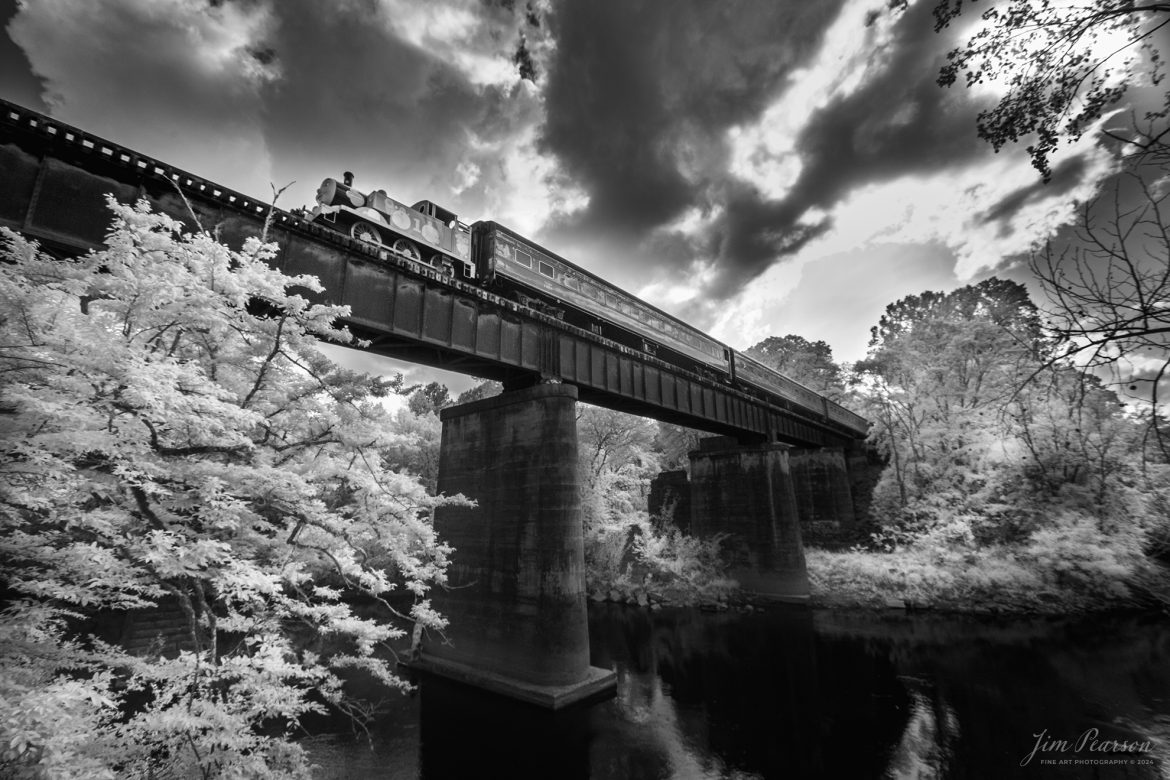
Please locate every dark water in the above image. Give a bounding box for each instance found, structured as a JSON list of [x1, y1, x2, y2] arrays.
[[303, 605, 1170, 779]]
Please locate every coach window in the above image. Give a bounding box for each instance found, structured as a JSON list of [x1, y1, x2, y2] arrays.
[[538, 260, 555, 277], [516, 250, 533, 268]]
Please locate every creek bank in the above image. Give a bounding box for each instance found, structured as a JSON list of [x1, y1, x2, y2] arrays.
[[586, 583, 778, 614], [584, 546, 1170, 616], [806, 547, 1170, 615]]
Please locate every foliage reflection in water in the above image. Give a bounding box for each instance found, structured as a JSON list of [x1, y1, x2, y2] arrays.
[[304, 605, 1170, 779]]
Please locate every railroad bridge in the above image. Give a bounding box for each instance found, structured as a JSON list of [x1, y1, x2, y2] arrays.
[[1, 100, 870, 707]]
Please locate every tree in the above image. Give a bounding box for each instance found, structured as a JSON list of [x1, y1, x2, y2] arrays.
[[744, 335, 847, 399], [575, 405, 659, 541], [654, 422, 705, 473], [455, 379, 503, 404], [407, 381, 453, 416], [383, 407, 443, 493], [857, 279, 1046, 512], [934, 0, 1170, 179], [856, 278, 1160, 551], [867, 277, 1045, 352], [1009, 369, 1135, 503], [1031, 169, 1170, 459], [576, 406, 658, 485], [0, 201, 453, 778], [388, 381, 503, 493], [937, 2, 1170, 461]]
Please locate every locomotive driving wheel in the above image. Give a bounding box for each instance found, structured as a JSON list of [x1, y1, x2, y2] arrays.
[[393, 239, 421, 262], [350, 222, 381, 245]]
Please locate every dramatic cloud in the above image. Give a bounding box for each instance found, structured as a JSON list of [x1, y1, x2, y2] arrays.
[[253, 0, 553, 216], [6, 0, 554, 221], [533, 0, 1121, 321], [706, 130, 1115, 359], [0, 0, 1140, 374], [8, 0, 280, 194], [0, 0, 44, 111], [536, 2, 842, 252]]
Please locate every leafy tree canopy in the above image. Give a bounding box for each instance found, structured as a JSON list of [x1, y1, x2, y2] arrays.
[[867, 277, 1044, 354], [654, 422, 705, 473], [577, 405, 658, 483], [0, 200, 454, 778], [934, 0, 1170, 179], [407, 380, 453, 416], [744, 334, 846, 398], [456, 379, 503, 405], [857, 279, 1047, 509]]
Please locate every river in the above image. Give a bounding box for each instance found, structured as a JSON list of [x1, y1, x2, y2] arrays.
[[302, 604, 1170, 778]]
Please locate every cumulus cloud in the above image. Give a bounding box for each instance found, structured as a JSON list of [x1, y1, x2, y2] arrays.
[[705, 127, 1116, 358], [700, 0, 995, 298], [727, 0, 911, 201], [254, 0, 560, 219], [536, 1, 842, 234], [8, 0, 280, 195], [1, 0, 1135, 371], [532, 0, 1123, 325], [530, 0, 983, 300], [0, 0, 46, 110], [7, 0, 555, 222]]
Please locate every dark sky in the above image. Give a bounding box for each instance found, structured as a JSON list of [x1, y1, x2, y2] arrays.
[[0, 0, 1137, 374]]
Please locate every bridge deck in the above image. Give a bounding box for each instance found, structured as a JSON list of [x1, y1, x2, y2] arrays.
[[0, 99, 868, 447]]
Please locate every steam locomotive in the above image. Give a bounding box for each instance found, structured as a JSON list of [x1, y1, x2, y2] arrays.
[[308, 175, 863, 430]]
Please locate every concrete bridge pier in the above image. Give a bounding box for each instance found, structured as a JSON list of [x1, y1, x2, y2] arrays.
[[689, 436, 809, 602], [415, 383, 616, 708], [789, 446, 857, 547]]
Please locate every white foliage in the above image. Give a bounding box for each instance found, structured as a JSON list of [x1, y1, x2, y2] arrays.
[[0, 200, 454, 778]]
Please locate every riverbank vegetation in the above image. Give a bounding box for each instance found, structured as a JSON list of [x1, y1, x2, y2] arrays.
[[827, 275, 1170, 613], [567, 275, 1170, 614], [565, 0, 1170, 615]]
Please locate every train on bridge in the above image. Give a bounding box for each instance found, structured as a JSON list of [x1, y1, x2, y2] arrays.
[[310, 175, 863, 431], [0, 97, 866, 439]]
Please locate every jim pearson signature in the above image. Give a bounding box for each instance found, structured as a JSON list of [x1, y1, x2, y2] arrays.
[[1021, 728, 1153, 767]]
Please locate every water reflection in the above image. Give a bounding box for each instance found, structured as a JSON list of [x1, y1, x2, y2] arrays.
[[587, 604, 908, 779], [308, 607, 1170, 779], [815, 610, 1170, 779], [885, 679, 960, 779]]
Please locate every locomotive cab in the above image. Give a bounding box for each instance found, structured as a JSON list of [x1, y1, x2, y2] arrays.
[[413, 200, 474, 278], [413, 200, 458, 228]]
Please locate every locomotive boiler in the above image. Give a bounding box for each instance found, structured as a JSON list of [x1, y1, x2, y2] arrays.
[[310, 177, 473, 278]]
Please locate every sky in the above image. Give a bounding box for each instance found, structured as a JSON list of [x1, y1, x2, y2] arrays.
[[0, 0, 1152, 393]]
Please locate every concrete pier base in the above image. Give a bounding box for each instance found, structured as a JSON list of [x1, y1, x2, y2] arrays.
[[790, 447, 856, 547], [689, 437, 809, 602], [417, 384, 615, 708]]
